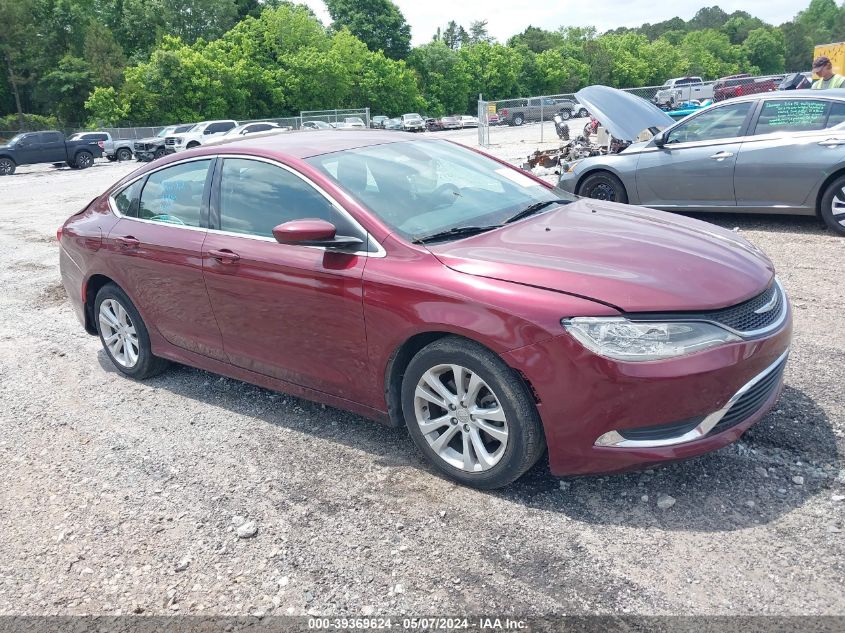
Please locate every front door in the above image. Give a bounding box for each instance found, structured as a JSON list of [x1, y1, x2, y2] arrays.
[[202, 157, 371, 400], [635, 100, 755, 209], [104, 158, 226, 360]]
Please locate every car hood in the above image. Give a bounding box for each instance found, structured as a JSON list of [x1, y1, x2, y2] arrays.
[[575, 85, 675, 141], [136, 136, 165, 144], [426, 199, 774, 313]]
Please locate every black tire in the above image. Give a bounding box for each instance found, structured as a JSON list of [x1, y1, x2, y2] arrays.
[[559, 109, 572, 120], [578, 171, 628, 203], [153, 147, 166, 160], [819, 175, 845, 236], [116, 147, 132, 161], [401, 336, 546, 489], [578, 108, 589, 118], [186, 141, 200, 149], [94, 283, 169, 380], [512, 114, 524, 126], [74, 150, 94, 169], [106, 155, 117, 162], [0, 157, 15, 175]]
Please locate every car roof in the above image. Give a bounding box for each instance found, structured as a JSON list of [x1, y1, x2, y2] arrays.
[[214, 129, 419, 159], [721, 89, 845, 104]]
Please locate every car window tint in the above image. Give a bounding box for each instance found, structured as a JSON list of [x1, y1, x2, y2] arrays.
[[43, 132, 63, 143], [666, 102, 752, 144], [754, 99, 830, 134], [827, 102, 845, 128], [113, 180, 143, 217], [138, 160, 210, 227], [218, 158, 361, 239]]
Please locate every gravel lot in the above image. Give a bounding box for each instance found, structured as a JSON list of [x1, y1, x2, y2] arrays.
[[0, 129, 843, 618]]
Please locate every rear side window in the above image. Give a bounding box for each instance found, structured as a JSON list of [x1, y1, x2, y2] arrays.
[[42, 132, 63, 143], [827, 102, 845, 127], [138, 160, 211, 227], [754, 100, 830, 134], [207, 122, 235, 134], [246, 124, 272, 133], [113, 180, 143, 216], [217, 158, 361, 239]]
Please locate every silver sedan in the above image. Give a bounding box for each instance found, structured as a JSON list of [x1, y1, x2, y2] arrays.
[[557, 88, 845, 235]]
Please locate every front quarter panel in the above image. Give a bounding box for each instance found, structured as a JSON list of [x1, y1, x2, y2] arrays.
[[559, 154, 641, 203]]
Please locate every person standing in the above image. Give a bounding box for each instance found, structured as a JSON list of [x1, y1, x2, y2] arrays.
[[811, 56, 845, 89]]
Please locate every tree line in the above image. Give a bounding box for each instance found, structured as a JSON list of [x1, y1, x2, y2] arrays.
[[0, 0, 840, 129]]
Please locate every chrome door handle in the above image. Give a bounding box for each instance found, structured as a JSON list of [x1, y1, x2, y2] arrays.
[[709, 151, 734, 160], [818, 138, 845, 147]]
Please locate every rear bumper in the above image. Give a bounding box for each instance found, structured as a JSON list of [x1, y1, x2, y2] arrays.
[[502, 308, 792, 476]]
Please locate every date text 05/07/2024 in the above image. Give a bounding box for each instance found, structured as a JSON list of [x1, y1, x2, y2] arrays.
[[307, 617, 528, 630]]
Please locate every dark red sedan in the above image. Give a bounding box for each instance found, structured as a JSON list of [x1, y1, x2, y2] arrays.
[[59, 131, 791, 489]]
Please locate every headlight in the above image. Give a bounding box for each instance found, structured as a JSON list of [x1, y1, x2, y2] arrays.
[[561, 317, 740, 361], [175, 138, 183, 144], [561, 160, 581, 173]]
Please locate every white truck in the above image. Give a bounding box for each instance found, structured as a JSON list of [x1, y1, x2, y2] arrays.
[[164, 120, 238, 154], [652, 77, 714, 108]]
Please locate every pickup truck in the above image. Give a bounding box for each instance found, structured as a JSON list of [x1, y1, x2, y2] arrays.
[[134, 124, 195, 161], [653, 77, 714, 108], [499, 98, 585, 126], [165, 120, 238, 154], [713, 74, 777, 101], [0, 130, 104, 175], [68, 131, 133, 162]]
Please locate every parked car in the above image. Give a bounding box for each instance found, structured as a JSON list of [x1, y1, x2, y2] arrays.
[[500, 97, 568, 126], [713, 74, 777, 101], [400, 113, 425, 132], [0, 130, 104, 175], [59, 130, 791, 489], [209, 122, 287, 144], [487, 112, 502, 126], [134, 125, 195, 162], [371, 116, 389, 129], [557, 86, 845, 236], [665, 99, 713, 120], [434, 116, 462, 131], [302, 121, 333, 131], [458, 115, 479, 128], [554, 99, 590, 119], [342, 117, 366, 129], [384, 118, 403, 130], [653, 77, 714, 108], [165, 120, 238, 154], [69, 131, 133, 162]]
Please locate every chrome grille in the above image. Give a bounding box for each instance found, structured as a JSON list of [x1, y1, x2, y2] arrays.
[[693, 283, 783, 334]]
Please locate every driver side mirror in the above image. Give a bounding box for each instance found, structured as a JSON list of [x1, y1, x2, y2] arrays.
[[272, 219, 363, 251], [653, 132, 666, 148]]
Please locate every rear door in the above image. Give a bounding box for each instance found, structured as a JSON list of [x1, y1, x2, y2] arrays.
[[635, 100, 755, 209], [40, 131, 69, 162], [735, 98, 845, 210], [104, 158, 226, 360], [201, 157, 371, 400]]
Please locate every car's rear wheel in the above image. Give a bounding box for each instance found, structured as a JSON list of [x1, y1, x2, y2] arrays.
[[512, 114, 524, 126], [106, 154, 117, 162], [116, 147, 132, 161], [819, 175, 845, 236], [0, 158, 16, 175], [402, 337, 545, 489], [559, 110, 572, 120], [577, 108, 589, 118], [74, 151, 94, 169], [578, 171, 628, 204], [95, 283, 169, 379]]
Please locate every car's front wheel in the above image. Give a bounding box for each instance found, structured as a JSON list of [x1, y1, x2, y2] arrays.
[[95, 283, 169, 379], [0, 158, 15, 175], [577, 108, 589, 118], [559, 110, 572, 120], [402, 337, 546, 489], [819, 175, 845, 236], [578, 171, 628, 204], [512, 114, 524, 126]]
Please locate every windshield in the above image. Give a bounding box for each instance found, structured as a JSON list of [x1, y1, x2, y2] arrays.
[[156, 127, 175, 137], [6, 134, 26, 145], [306, 139, 575, 241]]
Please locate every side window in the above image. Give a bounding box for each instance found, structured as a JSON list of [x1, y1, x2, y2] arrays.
[[218, 158, 361, 240], [113, 180, 143, 217], [207, 122, 235, 134], [827, 102, 845, 128], [43, 132, 63, 143], [666, 102, 753, 144], [138, 159, 211, 227], [754, 99, 830, 134]]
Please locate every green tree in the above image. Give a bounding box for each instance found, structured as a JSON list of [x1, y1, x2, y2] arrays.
[[407, 40, 471, 115], [85, 85, 129, 125], [679, 29, 750, 78], [507, 26, 564, 53], [689, 6, 730, 30], [325, 0, 411, 59], [468, 20, 493, 45], [83, 19, 126, 87], [35, 55, 93, 123], [721, 15, 766, 44], [780, 20, 814, 71], [162, 0, 239, 45], [0, 0, 38, 121], [742, 28, 786, 74]]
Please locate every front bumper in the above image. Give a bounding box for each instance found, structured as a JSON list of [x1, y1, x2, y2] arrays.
[[502, 305, 792, 476], [556, 170, 578, 193]]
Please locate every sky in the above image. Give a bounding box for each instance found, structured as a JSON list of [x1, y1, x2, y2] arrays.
[[299, 0, 805, 45]]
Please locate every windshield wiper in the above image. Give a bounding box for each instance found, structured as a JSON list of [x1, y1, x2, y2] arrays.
[[504, 199, 572, 224], [412, 224, 500, 245]]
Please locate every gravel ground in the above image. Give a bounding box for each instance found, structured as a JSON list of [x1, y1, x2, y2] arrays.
[[0, 131, 843, 618]]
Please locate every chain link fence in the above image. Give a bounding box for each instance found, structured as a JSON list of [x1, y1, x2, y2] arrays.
[[477, 74, 787, 147], [300, 108, 370, 128]]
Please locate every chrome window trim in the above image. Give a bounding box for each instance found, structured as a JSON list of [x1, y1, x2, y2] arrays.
[[107, 154, 386, 257], [595, 347, 790, 449], [211, 154, 386, 258]]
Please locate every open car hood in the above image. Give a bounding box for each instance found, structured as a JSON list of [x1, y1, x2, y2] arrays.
[[575, 85, 675, 141]]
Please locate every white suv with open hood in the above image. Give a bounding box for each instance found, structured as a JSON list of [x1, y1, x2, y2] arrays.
[[165, 120, 237, 154]]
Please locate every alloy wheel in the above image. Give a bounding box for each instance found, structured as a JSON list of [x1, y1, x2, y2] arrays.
[[832, 191, 845, 227], [413, 364, 509, 472], [77, 153, 92, 168], [98, 298, 140, 368], [0, 159, 13, 175]]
